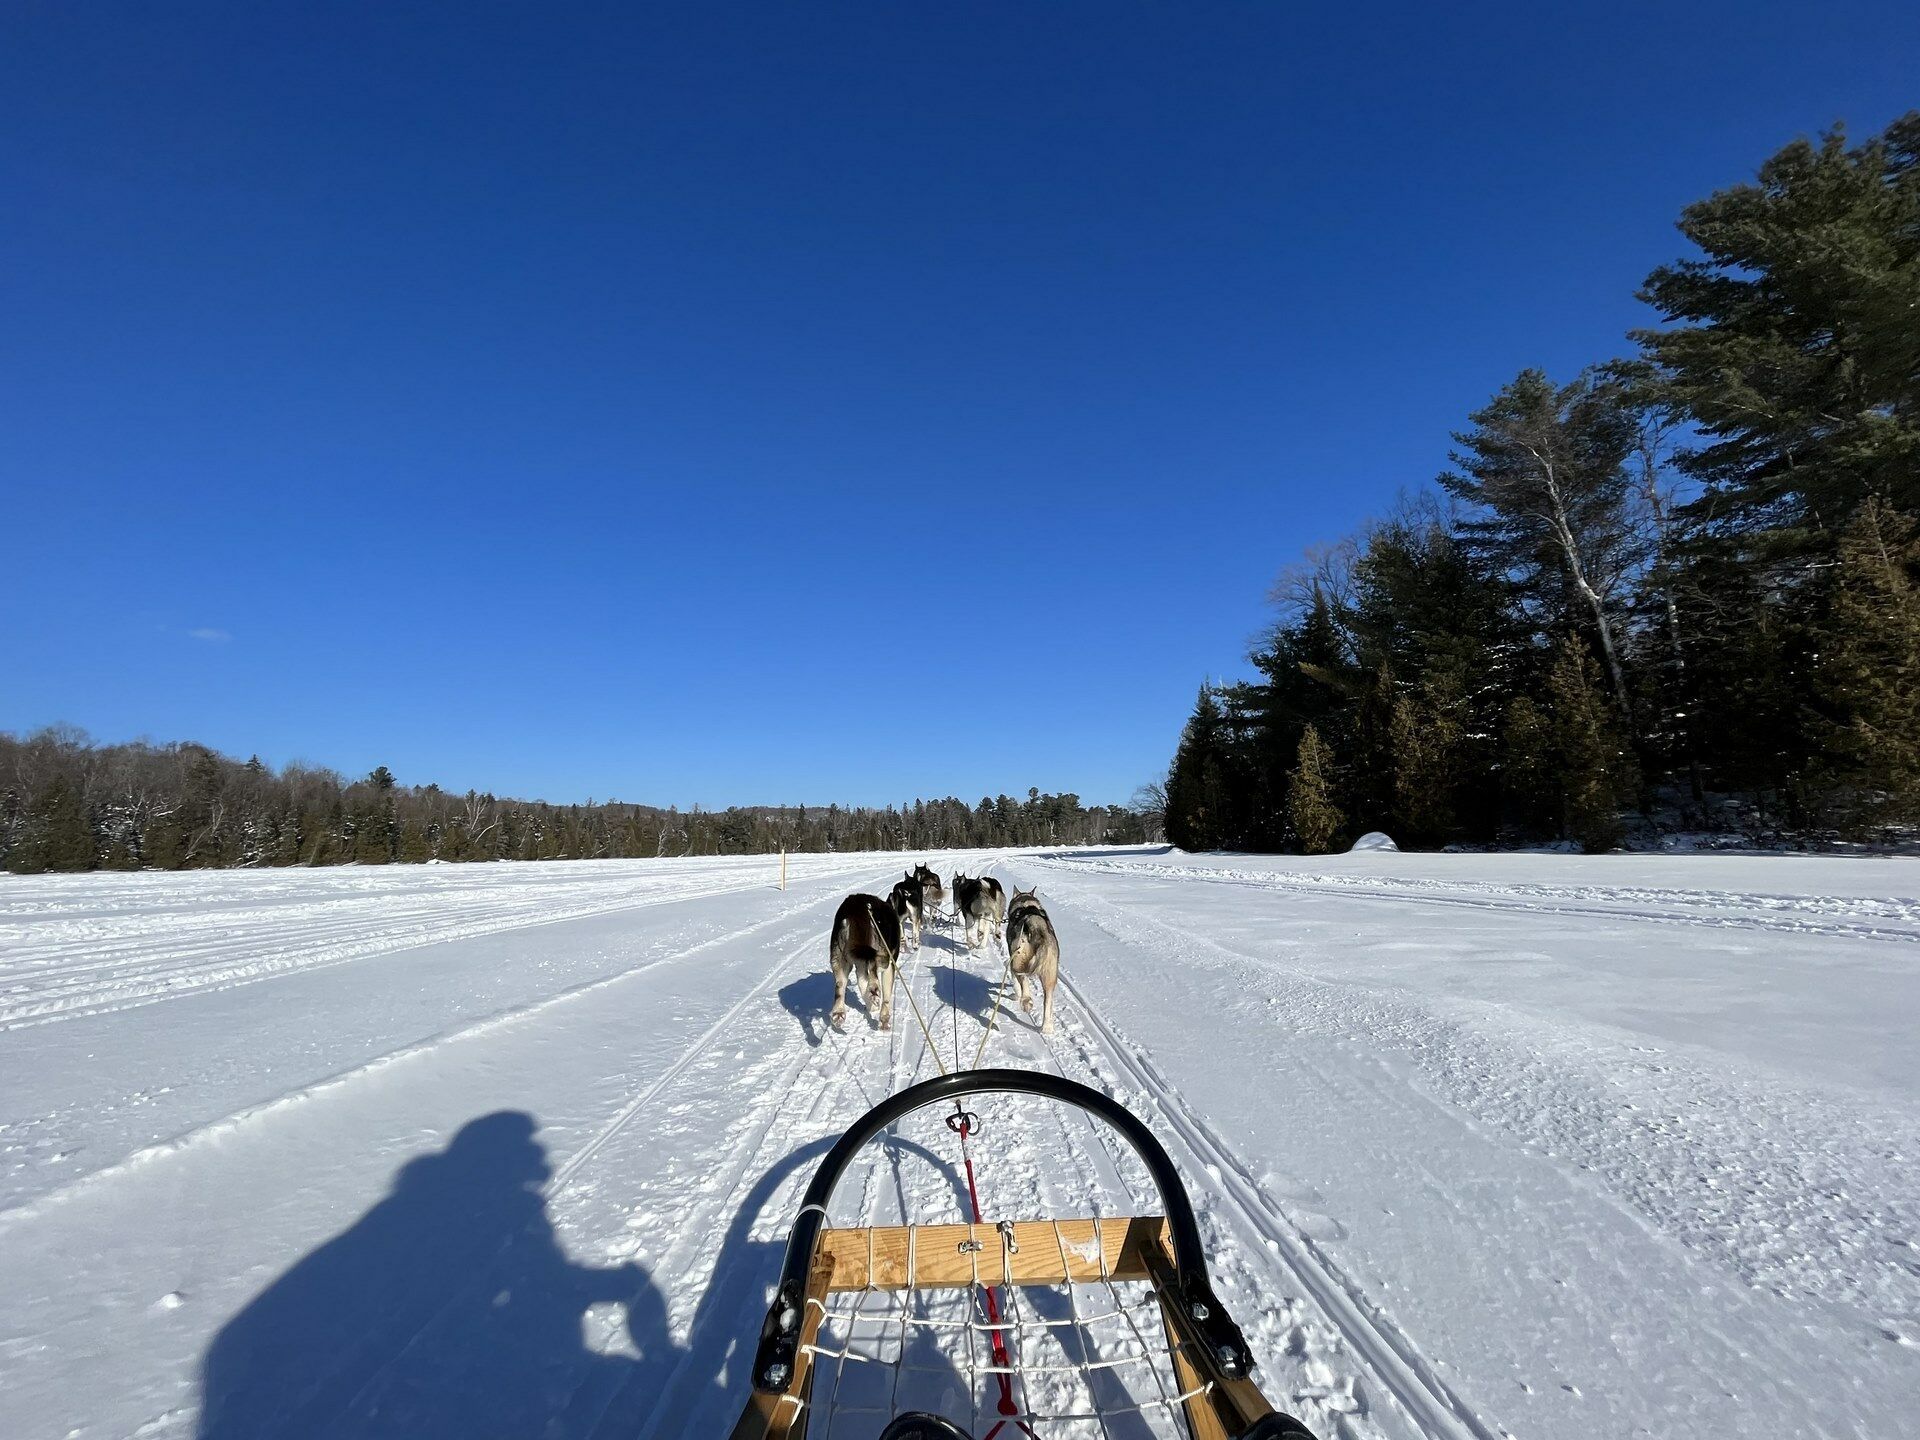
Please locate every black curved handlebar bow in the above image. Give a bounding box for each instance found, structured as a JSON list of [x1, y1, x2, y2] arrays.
[[748, 1067, 1255, 1395]]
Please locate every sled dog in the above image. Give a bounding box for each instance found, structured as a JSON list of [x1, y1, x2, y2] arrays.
[[888, 873, 924, 953], [1004, 888, 1060, 1034], [911, 863, 945, 918], [829, 893, 902, 1031], [952, 873, 1005, 952]]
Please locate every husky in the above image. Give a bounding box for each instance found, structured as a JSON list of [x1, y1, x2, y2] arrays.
[[1004, 888, 1060, 1034], [829, 893, 903, 1031], [952, 873, 1005, 952], [912, 863, 945, 920], [978, 875, 1006, 945], [888, 873, 924, 953]]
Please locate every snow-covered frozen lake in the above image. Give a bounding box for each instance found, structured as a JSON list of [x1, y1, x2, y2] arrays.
[[2, 847, 1916, 1438]]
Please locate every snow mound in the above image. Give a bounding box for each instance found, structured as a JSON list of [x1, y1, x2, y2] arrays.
[[1348, 831, 1399, 852]]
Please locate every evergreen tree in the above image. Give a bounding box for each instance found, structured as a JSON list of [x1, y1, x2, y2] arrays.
[[5, 776, 95, 872], [398, 821, 433, 863], [1391, 669, 1468, 846], [1287, 724, 1343, 854], [1165, 686, 1239, 850], [1813, 499, 1920, 829], [176, 746, 227, 866], [39, 777, 96, 870], [353, 812, 392, 864], [1243, 590, 1353, 846], [141, 817, 188, 870], [1350, 502, 1519, 701], [1442, 368, 1640, 721], [1546, 636, 1638, 851], [1345, 663, 1399, 835], [1637, 114, 1920, 563], [1500, 695, 1557, 837], [1676, 549, 1810, 815]]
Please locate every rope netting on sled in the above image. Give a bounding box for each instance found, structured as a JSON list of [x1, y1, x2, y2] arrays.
[[792, 1218, 1202, 1438]]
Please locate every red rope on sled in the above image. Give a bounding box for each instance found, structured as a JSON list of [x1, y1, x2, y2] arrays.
[[949, 1109, 1038, 1440]]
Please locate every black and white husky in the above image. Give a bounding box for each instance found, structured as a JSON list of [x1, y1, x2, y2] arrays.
[[888, 873, 924, 953], [1004, 887, 1060, 1034], [951, 873, 1006, 952], [829, 893, 903, 1031]]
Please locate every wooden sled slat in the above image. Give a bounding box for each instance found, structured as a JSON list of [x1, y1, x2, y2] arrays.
[[815, 1215, 1166, 1291]]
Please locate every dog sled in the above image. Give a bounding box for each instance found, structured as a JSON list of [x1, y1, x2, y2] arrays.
[[732, 1068, 1317, 1440]]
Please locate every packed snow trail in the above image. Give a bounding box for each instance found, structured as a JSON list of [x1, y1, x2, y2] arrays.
[[1, 847, 1916, 1438]]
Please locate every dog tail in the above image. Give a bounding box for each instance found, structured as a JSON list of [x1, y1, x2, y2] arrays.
[[1007, 917, 1032, 967], [838, 907, 879, 964]]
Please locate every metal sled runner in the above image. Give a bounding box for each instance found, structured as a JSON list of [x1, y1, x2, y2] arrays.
[[732, 1069, 1317, 1440]]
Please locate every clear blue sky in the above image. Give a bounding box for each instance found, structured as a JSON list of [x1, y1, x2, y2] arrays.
[[4, 3, 1915, 808]]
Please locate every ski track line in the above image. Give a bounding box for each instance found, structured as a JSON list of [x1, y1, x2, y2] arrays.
[[547, 930, 830, 1195], [0, 864, 871, 1029], [1035, 858, 1920, 947], [0, 887, 849, 1230], [1053, 968, 1500, 1440]]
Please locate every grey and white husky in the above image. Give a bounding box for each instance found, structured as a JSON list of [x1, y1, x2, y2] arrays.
[[829, 892, 903, 1031], [1004, 887, 1060, 1034], [911, 863, 945, 920]]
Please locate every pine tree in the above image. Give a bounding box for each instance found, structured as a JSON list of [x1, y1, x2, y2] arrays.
[[398, 821, 433, 863], [1499, 695, 1557, 838], [1244, 590, 1354, 847], [141, 817, 187, 870], [39, 777, 95, 870], [353, 813, 392, 864], [1166, 686, 1237, 850], [1287, 724, 1343, 854], [5, 776, 95, 873], [1345, 663, 1399, 834], [1391, 670, 1467, 846], [1441, 368, 1639, 721], [1637, 114, 1920, 562], [1814, 499, 1920, 829], [1547, 636, 1638, 850]]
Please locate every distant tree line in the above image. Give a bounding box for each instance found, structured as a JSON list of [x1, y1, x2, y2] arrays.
[[1164, 114, 1920, 853], [0, 727, 1148, 874]]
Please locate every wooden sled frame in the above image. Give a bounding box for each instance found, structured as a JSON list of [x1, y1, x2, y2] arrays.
[[731, 1069, 1314, 1440]]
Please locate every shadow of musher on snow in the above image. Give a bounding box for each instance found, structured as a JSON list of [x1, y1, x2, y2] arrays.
[[196, 1109, 976, 1437], [195, 1112, 713, 1439]]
